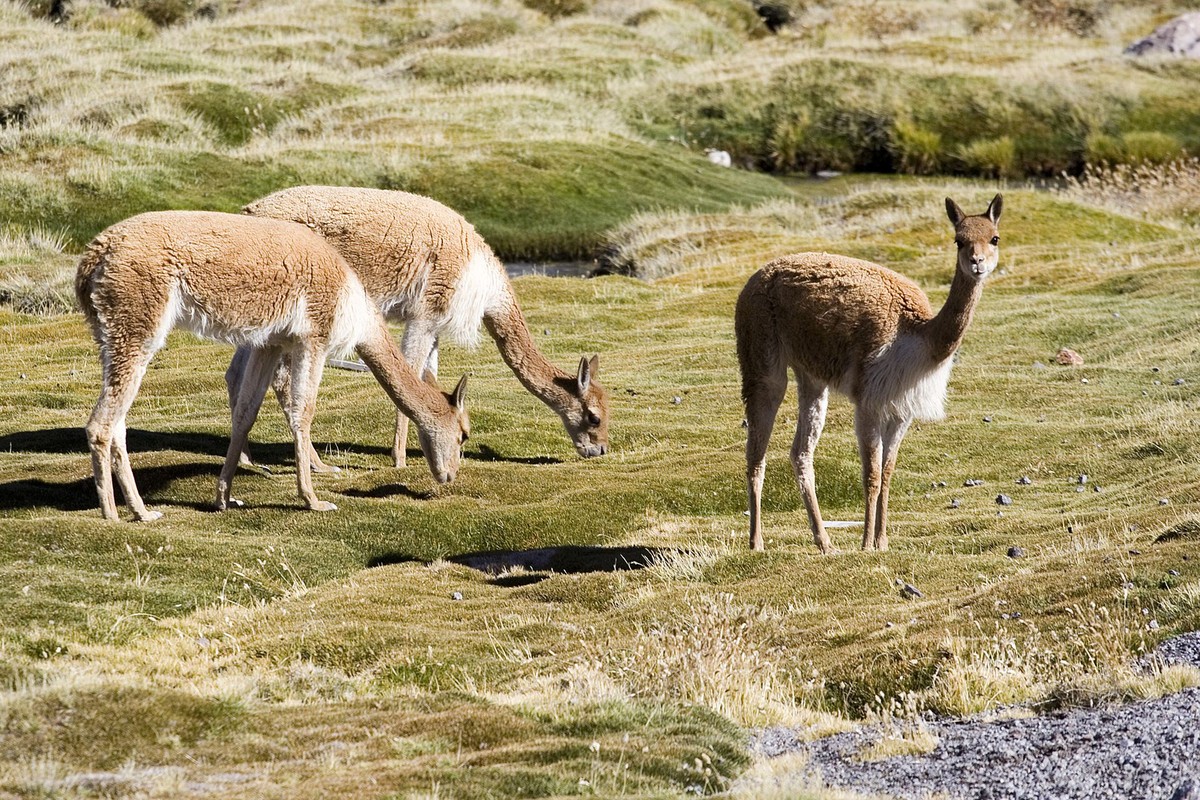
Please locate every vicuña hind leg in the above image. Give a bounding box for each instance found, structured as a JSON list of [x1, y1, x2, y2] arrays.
[[855, 407, 884, 551], [872, 417, 911, 551], [87, 347, 159, 521], [743, 372, 787, 552], [287, 344, 337, 512], [217, 347, 281, 511], [392, 322, 439, 468], [791, 376, 832, 553]]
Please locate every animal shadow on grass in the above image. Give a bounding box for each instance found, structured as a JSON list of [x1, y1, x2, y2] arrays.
[[0, 427, 319, 513], [468, 443, 561, 466], [368, 545, 666, 587], [0, 462, 219, 513]]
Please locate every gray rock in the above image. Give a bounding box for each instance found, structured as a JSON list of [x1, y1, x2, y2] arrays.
[[996, 494, 1013, 506], [897, 580, 923, 598], [451, 591, 463, 601], [1126, 12, 1200, 58], [1016, 476, 1032, 485], [1007, 546, 1025, 559], [1175, 378, 1186, 386]]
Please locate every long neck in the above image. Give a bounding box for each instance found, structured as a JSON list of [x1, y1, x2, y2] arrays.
[[355, 323, 448, 428], [923, 267, 983, 363], [483, 294, 573, 410]]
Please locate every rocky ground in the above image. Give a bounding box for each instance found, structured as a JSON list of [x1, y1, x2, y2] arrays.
[[747, 633, 1200, 800]]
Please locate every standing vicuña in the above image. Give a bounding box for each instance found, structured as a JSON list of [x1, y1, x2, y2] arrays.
[[230, 186, 609, 472], [736, 194, 1002, 553], [76, 211, 469, 522]]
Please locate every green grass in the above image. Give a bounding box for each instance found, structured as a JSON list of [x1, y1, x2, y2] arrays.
[[3, 181, 1200, 796], [3, 1, 1200, 797]]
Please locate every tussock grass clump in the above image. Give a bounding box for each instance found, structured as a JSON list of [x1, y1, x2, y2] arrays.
[[1059, 157, 1200, 227]]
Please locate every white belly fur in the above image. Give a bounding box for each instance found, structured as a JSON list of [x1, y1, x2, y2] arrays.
[[861, 333, 953, 422]]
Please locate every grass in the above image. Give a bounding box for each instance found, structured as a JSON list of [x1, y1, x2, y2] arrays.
[[3, 0, 1200, 797]]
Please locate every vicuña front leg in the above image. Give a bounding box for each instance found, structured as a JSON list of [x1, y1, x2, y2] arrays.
[[393, 323, 439, 468], [791, 381, 832, 553], [873, 418, 912, 551], [855, 407, 885, 551]]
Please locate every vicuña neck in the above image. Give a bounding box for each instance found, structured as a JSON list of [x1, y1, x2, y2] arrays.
[[483, 296, 573, 408], [923, 267, 984, 364], [356, 325, 448, 426]]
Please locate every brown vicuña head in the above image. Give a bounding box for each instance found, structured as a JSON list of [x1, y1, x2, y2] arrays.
[[554, 355, 609, 458], [416, 373, 470, 484], [946, 194, 1002, 279]]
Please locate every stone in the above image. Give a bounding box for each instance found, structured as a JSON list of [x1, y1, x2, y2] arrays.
[[452, 591, 463, 601], [1056, 347, 1084, 366], [1175, 378, 1186, 386], [996, 494, 1013, 506], [1078, 474, 1088, 484], [949, 499, 960, 509], [1126, 12, 1200, 58], [671, 396, 682, 405], [1017, 476, 1032, 485], [1007, 546, 1025, 559], [899, 581, 923, 598]]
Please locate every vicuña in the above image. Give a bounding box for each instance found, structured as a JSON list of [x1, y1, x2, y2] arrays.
[[229, 186, 609, 472], [76, 211, 469, 522], [735, 194, 1002, 553]]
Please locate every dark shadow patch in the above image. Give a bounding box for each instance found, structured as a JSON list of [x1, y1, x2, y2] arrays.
[[1155, 518, 1200, 544], [449, 545, 662, 575], [338, 484, 432, 501], [0, 427, 388, 468], [469, 443, 562, 466], [488, 573, 550, 588], [0, 462, 217, 513]]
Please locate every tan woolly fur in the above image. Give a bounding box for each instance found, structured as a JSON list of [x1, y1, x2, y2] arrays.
[[75, 211, 470, 522], [233, 185, 609, 470], [735, 194, 1003, 553]]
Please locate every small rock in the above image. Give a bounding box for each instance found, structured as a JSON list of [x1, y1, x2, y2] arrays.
[[1152, 367, 1161, 373], [1160, 498, 1171, 506], [1174, 378, 1186, 385], [1056, 347, 1084, 366], [1126, 12, 1200, 59], [1076, 486, 1086, 493], [1093, 485, 1102, 493], [1016, 476, 1032, 485], [1081, 377, 1089, 384], [964, 478, 984, 487], [1078, 474, 1088, 484], [948, 498, 960, 509], [815, 169, 842, 179], [898, 580, 923, 598], [1112, 311, 1121, 318], [996, 494, 1013, 506], [938, 481, 947, 488], [1149, 619, 1160, 631], [1129, 549, 1141, 556], [1154, 380, 1163, 386], [543, 329, 551, 336], [452, 591, 463, 601], [706, 149, 732, 168], [1169, 569, 1181, 576], [1007, 546, 1025, 559], [982, 416, 993, 423], [19, 373, 26, 379], [1032, 361, 1047, 370], [671, 396, 682, 405]]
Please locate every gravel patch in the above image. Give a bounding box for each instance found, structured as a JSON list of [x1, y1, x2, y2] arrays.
[[748, 633, 1200, 800]]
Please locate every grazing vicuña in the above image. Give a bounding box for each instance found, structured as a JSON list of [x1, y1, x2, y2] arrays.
[[76, 211, 469, 521]]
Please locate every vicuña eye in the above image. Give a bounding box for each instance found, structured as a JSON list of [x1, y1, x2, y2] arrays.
[[587, 412, 601, 426], [954, 239, 964, 248], [991, 236, 1000, 245]]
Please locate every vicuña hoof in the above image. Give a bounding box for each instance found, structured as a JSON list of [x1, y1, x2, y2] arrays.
[[308, 500, 338, 512], [135, 509, 164, 522]]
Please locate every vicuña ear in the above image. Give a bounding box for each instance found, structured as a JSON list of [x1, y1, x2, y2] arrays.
[[451, 374, 468, 407], [577, 356, 592, 395], [986, 193, 1003, 224], [945, 197, 966, 226]]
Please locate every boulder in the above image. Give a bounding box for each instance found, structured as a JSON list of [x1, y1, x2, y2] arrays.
[[1126, 13, 1200, 58]]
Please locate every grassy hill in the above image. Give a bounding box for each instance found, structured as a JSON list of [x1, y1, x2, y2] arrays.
[[2, 1, 1200, 798]]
